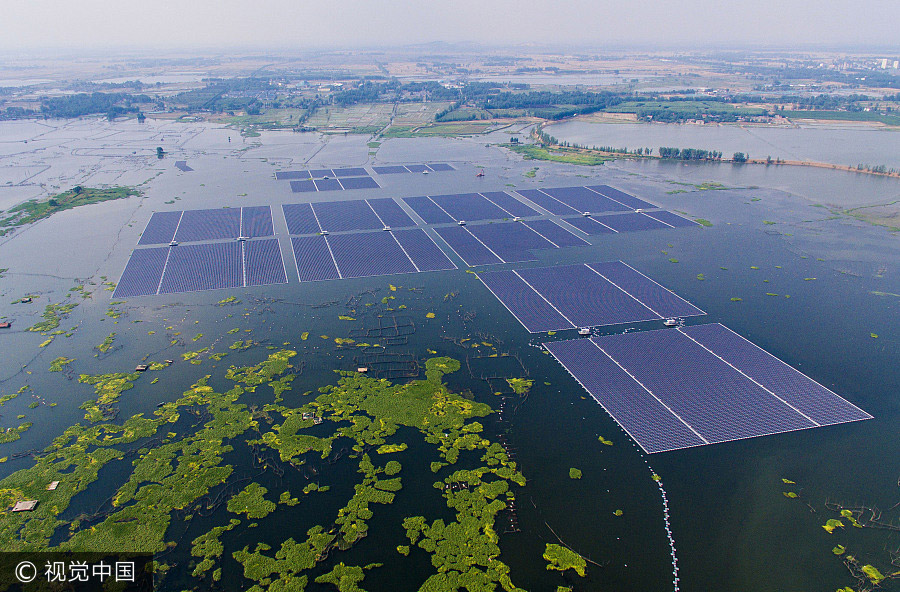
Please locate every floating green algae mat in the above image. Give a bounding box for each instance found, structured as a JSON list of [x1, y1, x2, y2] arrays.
[[543, 543, 586, 577]]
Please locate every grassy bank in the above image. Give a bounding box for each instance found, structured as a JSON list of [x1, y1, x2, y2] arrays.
[[0, 186, 142, 234], [506, 143, 618, 166]]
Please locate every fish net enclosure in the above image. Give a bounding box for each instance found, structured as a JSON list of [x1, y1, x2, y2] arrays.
[[348, 315, 416, 347], [353, 351, 419, 380]]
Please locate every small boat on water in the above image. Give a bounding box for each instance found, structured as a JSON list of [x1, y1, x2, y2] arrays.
[[663, 318, 680, 327], [578, 328, 592, 336]]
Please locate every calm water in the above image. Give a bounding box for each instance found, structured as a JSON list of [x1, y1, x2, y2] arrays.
[[0, 121, 898, 591], [548, 119, 900, 171]]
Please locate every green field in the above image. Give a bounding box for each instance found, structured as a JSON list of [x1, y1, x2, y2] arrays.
[[381, 122, 497, 138], [782, 110, 900, 126], [506, 144, 616, 166], [606, 100, 766, 119]]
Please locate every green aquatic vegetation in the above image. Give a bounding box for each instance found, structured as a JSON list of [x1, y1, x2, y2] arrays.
[[524, 167, 538, 178], [39, 337, 54, 347], [425, 312, 436, 319], [28, 302, 78, 332], [315, 563, 369, 591], [861, 564, 885, 584], [782, 478, 795, 484], [763, 220, 777, 225], [279, 491, 300, 506], [48, 356, 74, 372], [376, 443, 407, 454], [338, 315, 356, 321], [730, 297, 743, 302], [840, 509, 863, 528], [0, 422, 33, 444], [96, 332, 116, 353], [334, 337, 356, 346], [505, 378, 533, 395], [191, 519, 240, 578], [833, 545, 846, 555], [870, 333, 879, 339], [783, 492, 798, 498], [543, 543, 586, 577], [384, 461, 401, 476], [228, 483, 277, 519], [569, 468, 582, 479], [695, 218, 713, 227], [301, 332, 309, 340], [217, 296, 241, 306], [696, 273, 705, 280], [77, 371, 140, 422], [668, 258, 679, 263], [598, 436, 613, 446], [230, 340, 256, 350], [822, 518, 844, 534], [613, 509, 624, 516], [766, 293, 779, 297], [193, 333, 204, 341], [228, 327, 241, 334], [183, 347, 210, 361]]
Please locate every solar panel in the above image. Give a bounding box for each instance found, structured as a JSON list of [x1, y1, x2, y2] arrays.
[[592, 212, 670, 232], [291, 236, 340, 282], [113, 247, 169, 298], [542, 186, 632, 213], [326, 232, 417, 278], [467, 222, 557, 263], [479, 191, 539, 218], [426, 163, 455, 171], [403, 196, 455, 224], [338, 176, 380, 190], [158, 242, 243, 294], [516, 264, 659, 327], [174, 209, 241, 243], [562, 216, 617, 235], [312, 200, 383, 232], [290, 180, 317, 193], [544, 338, 707, 453], [429, 193, 510, 221], [392, 229, 456, 272], [644, 210, 699, 228], [587, 185, 657, 209], [594, 329, 817, 445], [331, 167, 368, 177], [586, 261, 705, 319], [523, 220, 591, 248], [240, 206, 274, 238], [314, 178, 343, 192], [282, 204, 321, 235], [514, 189, 579, 215], [139, 211, 181, 245], [434, 226, 503, 266], [309, 169, 333, 178], [680, 324, 872, 426], [479, 270, 573, 332], [366, 198, 416, 227], [275, 171, 310, 181], [372, 165, 409, 174], [245, 239, 287, 287], [404, 164, 430, 173]]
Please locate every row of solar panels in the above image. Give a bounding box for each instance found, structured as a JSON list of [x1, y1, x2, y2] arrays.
[[289, 177, 381, 192], [138, 206, 274, 246], [274, 163, 454, 181], [545, 324, 872, 454]]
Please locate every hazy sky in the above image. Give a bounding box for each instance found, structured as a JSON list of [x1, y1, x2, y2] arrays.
[[3, 0, 899, 50]]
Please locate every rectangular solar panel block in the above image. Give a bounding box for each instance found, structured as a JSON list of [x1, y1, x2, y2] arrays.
[[645, 210, 700, 228], [113, 247, 169, 298], [522, 219, 591, 248], [290, 180, 317, 193], [434, 226, 504, 266], [586, 261, 705, 319], [403, 196, 456, 224], [563, 216, 617, 235], [467, 222, 557, 263], [291, 236, 340, 282], [240, 206, 274, 238], [392, 229, 456, 272], [275, 171, 310, 180], [479, 270, 574, 333], [139, 211, 182, 245], [479, 191, 539, 218], [587, 185, 657, 209], [544, 338, 707, 453], [514, 189, 579, 215], [592, 212, 670, 232], [339, 176, 380, 190], [679, 324, 872, 426], [593, 328, 817, 445], [331, 167, 368, 177], [372, 165, 409, 174], [282, 203, 321, 235], [312, 200, 383, 232], [245, 238, 287, 286], [314, 178, 343, 192], [542, 186, 632, 213], [429, 193, 510, 221], [174, 208, 241, 243], [309, 168, 333, 178], [516, 264, 660, 327], [326, 232, 417, 278], [426, 163, 455, 171], [366, 198, 416, 227], [158, 242, 244, 294], [404, 164, 430, 173]]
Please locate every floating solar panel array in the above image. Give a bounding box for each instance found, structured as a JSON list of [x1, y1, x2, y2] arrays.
[[290, 229, 455, 282], [562, 211, 698, 234], [544, 324, 872, 453], [434, 220, 587, 266], [403, 192, 538, 224], [139, 207, 276, 246], [275, 167, 369, 180], [113, 238, 287, 298], [289, 176, 380, 193], [478, 261, 704, 332], [282, 199, 416, 234], [371, 163, 454, 174], [514, 185, 656, 215]]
